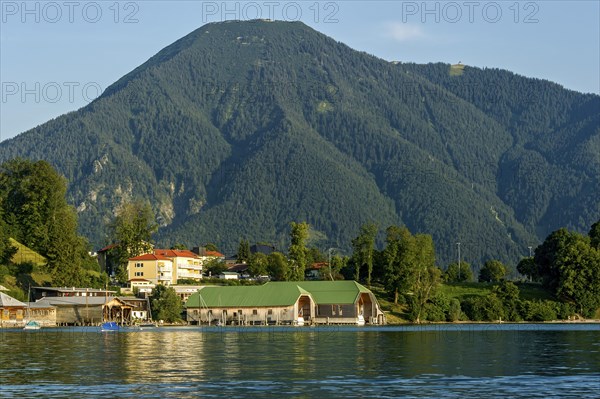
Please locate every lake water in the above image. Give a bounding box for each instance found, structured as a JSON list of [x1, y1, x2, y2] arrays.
[[1, 324, 599, 398]]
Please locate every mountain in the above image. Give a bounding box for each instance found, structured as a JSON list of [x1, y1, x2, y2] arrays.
[[1, 20, 598, 266]]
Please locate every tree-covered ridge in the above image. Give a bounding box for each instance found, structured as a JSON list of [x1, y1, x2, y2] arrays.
[[0, 20, 597, 266], [0, 159, 103, 288]]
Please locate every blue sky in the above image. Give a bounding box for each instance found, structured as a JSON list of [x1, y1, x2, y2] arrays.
[[1, 1, 599, 142]]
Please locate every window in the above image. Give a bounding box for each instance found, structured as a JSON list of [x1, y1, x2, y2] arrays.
[[135, 272, 144, 277], [253, 309, 258, 315], [268, 309, 273, 315], [135, 263, 144, 268], [238, 309, 243, 315]]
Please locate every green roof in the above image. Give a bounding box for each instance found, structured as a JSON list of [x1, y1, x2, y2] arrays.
[[186, 281, 373, 308], [186, 284, 311, 308], [295, 281, 371, 304]]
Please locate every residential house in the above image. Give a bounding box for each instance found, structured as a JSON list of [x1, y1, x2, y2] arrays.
[[192, 248, 226, 267], [227, 263, 250, 278], [218, 271, 239, 280], [185, 281, 386, 326], [119, 297, 151, 321], [153, 249, 204, 282], [127, 254, 175, 286], [96, 243, 119, 275]]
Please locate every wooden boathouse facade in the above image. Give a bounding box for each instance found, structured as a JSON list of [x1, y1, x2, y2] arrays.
[[185, 281, 386, 325]]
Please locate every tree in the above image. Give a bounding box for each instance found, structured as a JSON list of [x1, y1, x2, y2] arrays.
[[383, 225, 440, 322], [0, 158, 67, 253], [0, 219, 16, 265], [170, 243, 188, 250], [248, 252, 269, 277], [288, 222, 309, 281], [479, 260, 507, 282], [45, 206, 88, 286], [150, 285, 183, 323], [237, 238, 250, 263], [204, 257, 227, 277], [351, 222, 378, 286], [204, 243, 218, 252], [109, 200, 158, 284], [444, 261, 473, 282], [267, 252, 290, 281], [492, 281, 521, 321], [408, 234, 440, 323], [531, 223, 600, 317], [517, 257, 538, 281], [553, 236, 600, 317], [0, 159, 93, 286], [383, 226, 414, 305], [589, 220, 600, 249], [534, 228, 573, 291], [325, 254, 347, 281]]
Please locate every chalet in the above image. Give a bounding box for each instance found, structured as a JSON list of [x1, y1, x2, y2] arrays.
[[185, 281, 386, 326], [0, 292, 27, 327]]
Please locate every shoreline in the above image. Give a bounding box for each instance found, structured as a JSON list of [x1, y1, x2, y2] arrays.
[[2, 320, 600, 331]]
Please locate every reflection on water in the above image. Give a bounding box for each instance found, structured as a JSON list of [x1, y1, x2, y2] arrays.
[[1, 325, 599, 398]]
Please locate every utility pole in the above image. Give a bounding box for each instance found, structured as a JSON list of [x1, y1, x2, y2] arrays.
[[457, 242, 461, 281], [327, 248, 335, 281]]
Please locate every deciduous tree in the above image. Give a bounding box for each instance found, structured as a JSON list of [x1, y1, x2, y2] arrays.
[[351, 222, 378, 286], [150, 285, 183, 323], [288, 222, 309, 281], [444, 261, 473, 282], [479, 260, 507, 282], [109, 200, 158, 283]]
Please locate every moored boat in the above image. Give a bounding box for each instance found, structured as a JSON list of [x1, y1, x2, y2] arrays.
[[23, 320, 41, 330], [101, 321, 120, 332]]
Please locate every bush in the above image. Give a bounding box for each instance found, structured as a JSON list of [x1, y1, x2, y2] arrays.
[[447, 298, 462, 322], [519, 300, 558, 321], [461, 295, 505, 321]]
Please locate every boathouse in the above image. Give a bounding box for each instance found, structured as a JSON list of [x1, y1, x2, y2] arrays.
[[35, 296, 133, 325], [0, 292, 27, 327], [185, 281, 385, 325]]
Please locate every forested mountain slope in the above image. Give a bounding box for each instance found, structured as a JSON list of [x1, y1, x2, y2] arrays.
[[1, 20, 598, 265]]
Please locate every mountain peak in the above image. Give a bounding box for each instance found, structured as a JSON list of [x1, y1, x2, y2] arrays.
[[1, 22, 598, 265]]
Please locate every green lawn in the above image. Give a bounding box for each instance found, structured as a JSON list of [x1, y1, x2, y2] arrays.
[[441, 281, 555, 302], [9, 238, 46, 266]]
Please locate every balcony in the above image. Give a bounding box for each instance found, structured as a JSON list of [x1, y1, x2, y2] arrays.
[[177, 263, 202, 271]]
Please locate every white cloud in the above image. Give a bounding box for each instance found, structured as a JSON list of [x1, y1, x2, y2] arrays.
[[384, 22, 426, 42]]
